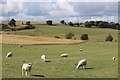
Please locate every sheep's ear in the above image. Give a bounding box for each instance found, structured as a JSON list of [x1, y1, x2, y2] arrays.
[[29, 63, 32, 65]]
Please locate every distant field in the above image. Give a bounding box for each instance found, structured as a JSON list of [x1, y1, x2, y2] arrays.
[[2, 24, 118, 78]]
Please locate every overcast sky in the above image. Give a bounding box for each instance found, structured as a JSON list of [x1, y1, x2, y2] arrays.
[[0, 0, 119, 23]]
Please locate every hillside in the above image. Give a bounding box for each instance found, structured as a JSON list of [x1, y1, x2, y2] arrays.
[[2, 22, 118, 78], [2, 24, 118, 42]]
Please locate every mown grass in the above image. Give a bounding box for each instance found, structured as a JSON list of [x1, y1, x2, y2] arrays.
[[2, 24, 118, 78]]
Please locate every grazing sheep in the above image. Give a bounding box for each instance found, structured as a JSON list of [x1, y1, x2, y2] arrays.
[[41, 55, 46, 62], [22, 63, 32, 76], [61, 54, 68, 58], [6, 52, 12, 58], [80, 46, 84, 48], [76, 59, 87, 69], [112, 57, 115, 60], [80, 49, 83, 51]]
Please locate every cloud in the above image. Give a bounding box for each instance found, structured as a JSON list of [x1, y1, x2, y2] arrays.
[[19, 2, 49, 16], [48, 2, 79, 17], [71, 2, 118, 16], [2, 2, 19, 16], [85, 16, 118, 22], [7, 0, 120, 2], [0, 1, 118, 23]]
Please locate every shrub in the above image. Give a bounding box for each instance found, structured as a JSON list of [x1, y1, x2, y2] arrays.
[[66, 32, 74, 39], [26, 21, 31, 25], [55, 36, 60, 38], [105, 35, 113, 42], [1, 24, 11, 31], [80, 34, 89, 40], [74, 37, 77, 40]]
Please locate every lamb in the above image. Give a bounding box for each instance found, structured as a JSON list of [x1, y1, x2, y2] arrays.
[[22, 63, 32, 76], [112, 57, 116, 60], [76, 59, 87, 69], [41, 55, 46, 62], [6, 52, 12, 58], [61, 54, 68, 58]]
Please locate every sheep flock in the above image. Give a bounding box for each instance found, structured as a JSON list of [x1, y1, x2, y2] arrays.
[[4, 44, 116, 77]]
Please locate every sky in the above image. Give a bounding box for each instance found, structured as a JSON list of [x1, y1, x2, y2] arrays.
[[0, 0, 119, 23]]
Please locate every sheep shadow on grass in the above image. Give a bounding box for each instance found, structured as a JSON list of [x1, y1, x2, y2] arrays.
[[45, 60, 51, 62], [79, 67, 94, 70], [85, 67, 94, 70], [86, 67, 94, 69], [31, 74, 45, 78]]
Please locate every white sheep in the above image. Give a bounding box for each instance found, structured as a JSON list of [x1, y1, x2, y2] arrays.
[[41, 55, 46, 62], [80, 46, 84, 48], [76, 59, 87, 69], [61, 54, 68, 58], [22, 63, 32, 76], [80, 49, 83, 51], [112, 57, 116, 60], [6, 52, 12, 58]]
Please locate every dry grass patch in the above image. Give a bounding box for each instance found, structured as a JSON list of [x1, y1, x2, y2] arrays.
[[2, 34, 84, 45]]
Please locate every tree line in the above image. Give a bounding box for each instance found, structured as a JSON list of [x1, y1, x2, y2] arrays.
[[60, 20, 120, 30], [84, 21, 120, 30], [1, 19, 120, 31]]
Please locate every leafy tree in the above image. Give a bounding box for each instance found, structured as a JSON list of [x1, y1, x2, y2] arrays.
[[74, 23, 80, 27], [109, 22, 116, 29], [94, 21, 103, 26], [98, 22, 109, 28], [115, 23, 120, 30], [8, 19, 16, 26], [60, 20, 65, 24], [84, 21, 92, 28], [68, 22, 73, 26], [89, 21, 95, 26]]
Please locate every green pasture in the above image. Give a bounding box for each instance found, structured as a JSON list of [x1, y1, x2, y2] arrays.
[[2, 25, 118, 78]]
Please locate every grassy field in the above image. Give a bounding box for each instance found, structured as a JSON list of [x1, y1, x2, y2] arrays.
[[2, 24, 118, 78]]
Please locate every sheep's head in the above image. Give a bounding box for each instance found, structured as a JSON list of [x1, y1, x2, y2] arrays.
[[28, 63, 32, 66], [28, 63, 32, 71], [112, 57, 115, 60]]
